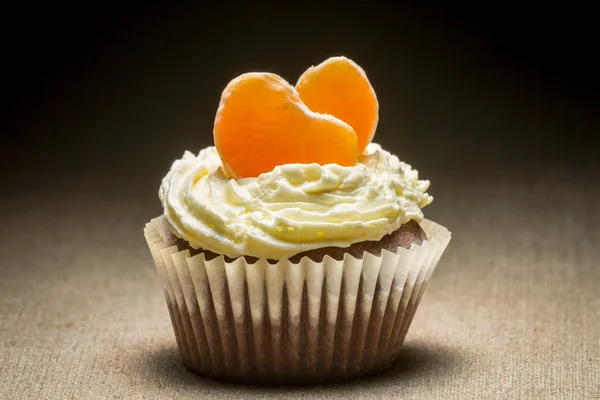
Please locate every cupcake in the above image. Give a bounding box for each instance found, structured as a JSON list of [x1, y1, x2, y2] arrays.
[[144, 56, 451, 383]]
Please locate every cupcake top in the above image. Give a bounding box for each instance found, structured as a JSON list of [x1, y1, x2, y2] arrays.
[[159, 56, 433, 259], [160, 143, 432, 259]]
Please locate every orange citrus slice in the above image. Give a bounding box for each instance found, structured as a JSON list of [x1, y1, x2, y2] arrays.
[[213, 73, 359, 178], [296, 56, 378, 154]]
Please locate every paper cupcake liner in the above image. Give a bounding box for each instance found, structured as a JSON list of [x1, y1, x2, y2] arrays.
[[144, 216, 451, 383]]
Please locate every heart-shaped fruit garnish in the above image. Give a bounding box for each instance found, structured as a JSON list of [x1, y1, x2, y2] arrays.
[[296, 56, 379, 155], [214, 57, 378, 178]]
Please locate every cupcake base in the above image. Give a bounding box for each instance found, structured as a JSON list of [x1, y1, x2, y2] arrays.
[[144, 216, 451, 384]]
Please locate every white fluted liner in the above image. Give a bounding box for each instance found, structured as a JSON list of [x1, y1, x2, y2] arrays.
[[144, 216, 451, 383]]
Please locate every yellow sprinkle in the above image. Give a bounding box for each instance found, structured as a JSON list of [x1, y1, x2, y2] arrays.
[[275, 227, 283, 232], [395, 188, 403, 195], [287, 227, 295, 232], [316, 232, 325, 237], [209, 224, 215, 228], [362, 233, 367, 237]]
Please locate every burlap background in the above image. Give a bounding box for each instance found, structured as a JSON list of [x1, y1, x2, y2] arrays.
[[1, 163, 598, 399], [3, 3, 600, 397]]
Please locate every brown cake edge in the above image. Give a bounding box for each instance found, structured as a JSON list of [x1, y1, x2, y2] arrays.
[[164, 220, 426, 264]]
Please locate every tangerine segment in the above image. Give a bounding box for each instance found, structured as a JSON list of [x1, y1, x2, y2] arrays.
[[214, 73, 359, 178], [296, 56, 378, 154]]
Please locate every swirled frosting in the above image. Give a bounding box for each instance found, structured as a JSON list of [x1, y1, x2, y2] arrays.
[[159, 143, 433, 259]]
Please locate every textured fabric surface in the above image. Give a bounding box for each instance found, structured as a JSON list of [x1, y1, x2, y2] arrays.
[[1, 164, 599, 399]]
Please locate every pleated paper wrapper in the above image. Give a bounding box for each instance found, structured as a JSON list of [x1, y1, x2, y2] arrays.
[[144, 216, 451, 383]]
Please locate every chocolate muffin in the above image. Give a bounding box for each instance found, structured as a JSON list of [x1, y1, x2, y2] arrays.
[[145, 56, 451, 384]]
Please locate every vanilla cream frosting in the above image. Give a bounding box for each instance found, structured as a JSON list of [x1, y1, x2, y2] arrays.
[[159, 143, 433, 259]]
